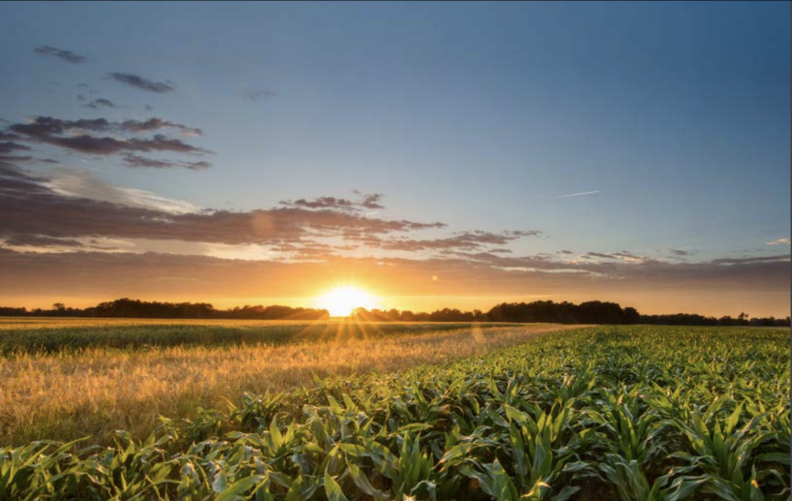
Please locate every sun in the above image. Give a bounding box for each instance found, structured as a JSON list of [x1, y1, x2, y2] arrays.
[[318, 286, 376, 317]]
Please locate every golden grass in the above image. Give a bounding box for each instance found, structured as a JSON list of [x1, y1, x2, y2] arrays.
[[1, 322, 580, 444], [0, 317, 332, 330], [0, 316, 493, 332]]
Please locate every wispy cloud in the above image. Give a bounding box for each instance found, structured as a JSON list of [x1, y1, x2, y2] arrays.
[[279, 193, 384, 212], [84, 98, 116, 110], [554, 190, 600, 199], [767, 238, 790, 246], [361, 230, 542, 253], [244, 89, 279, 102], [33, 45, 88, 64], [587, 250, 647, 263], [123, 155, 211, 171], [711, 255, 790, 265], [0, 164, 446, 247], [40, 167, 199, 214], [7, 116, 209, 156], [110, 73, 176, 93]]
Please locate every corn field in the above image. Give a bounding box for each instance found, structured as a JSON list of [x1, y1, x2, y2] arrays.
[[1, 325, 789, 500]]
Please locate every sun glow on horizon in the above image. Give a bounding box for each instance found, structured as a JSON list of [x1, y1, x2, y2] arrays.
[[318, 286, 377, 317]]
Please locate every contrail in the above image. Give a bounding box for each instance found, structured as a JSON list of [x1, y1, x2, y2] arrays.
[[554, 190, 600, 199]]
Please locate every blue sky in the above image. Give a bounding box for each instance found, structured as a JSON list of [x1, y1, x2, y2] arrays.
[[0, 2, 789, 315]]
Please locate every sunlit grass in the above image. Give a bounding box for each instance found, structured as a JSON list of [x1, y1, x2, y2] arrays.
[[0, 320, 573, 444]]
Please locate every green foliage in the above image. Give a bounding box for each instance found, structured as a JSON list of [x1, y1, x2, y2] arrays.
[[1, 326, 789, 500]]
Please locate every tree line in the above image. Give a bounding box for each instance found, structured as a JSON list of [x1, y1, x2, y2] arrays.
[[351, 300, 790, 327], [0, 298, 788, 326], [0, 298, 329, 320]]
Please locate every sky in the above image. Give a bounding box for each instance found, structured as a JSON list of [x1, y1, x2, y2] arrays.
[[0, 1, 789, 317]]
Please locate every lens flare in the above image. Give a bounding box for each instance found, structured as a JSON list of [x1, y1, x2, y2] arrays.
[[318, 286, 376, 317]]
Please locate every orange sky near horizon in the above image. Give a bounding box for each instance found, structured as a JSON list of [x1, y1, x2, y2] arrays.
[[2, 266, 789, 318]]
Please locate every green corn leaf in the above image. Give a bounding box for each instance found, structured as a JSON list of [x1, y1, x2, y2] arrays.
[[324, 470, 350, 501], [216, 475, 266, 501]]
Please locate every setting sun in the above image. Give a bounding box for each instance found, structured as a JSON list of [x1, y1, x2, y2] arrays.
[[318, 286, 376, 317]]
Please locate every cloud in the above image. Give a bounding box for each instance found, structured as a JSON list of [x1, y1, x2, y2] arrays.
[[587, 251, 647, 263], [767, 238, 790, 246], [710, 255, 790, 266], [25, 133, 206, 155], [0, 140, 31, 154], [288, 197, 357, 210], [506, 230, 543, 238], [668, 248, 695, 257], [41, 167, 199, 214], [7, 116, 210, 156], [2, 235, 84, 248], [0, 155, 33, 168], [362, 230, 542, 253], [0, 132, 23, 141], [110, 72, 176, 93], [85, 98, 116, 110], [120, 118, 202, 136], [244, 89, 279, 102], [418, 249, 790, 290], [0, 133, 34, 168], [0, 165, 448, 248], [554, 190, 600, 199], [280, 193, 385, 212], [360, 193, 385, 209], [123, 155, 211, 170], [33, 45, 88, 64], [9, 116, 201, 135]]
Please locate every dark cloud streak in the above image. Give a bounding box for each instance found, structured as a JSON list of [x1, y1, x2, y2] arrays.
[[33, 45, 88, 64], [123, 155, 211, 170], [0, 165, 446, 247], [281, 193, 386, 212], [7, 116, 209, 156], [110, 73, 176, 93], [85, 98, 116, 110]]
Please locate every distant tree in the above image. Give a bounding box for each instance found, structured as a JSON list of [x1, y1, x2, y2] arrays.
[[718, 316, 735, 326], [623, 307, 640, 324], [400, 310, 416, 322]]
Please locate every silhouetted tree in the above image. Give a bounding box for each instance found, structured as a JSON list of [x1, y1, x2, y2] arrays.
[[0, 298, 787, 327]]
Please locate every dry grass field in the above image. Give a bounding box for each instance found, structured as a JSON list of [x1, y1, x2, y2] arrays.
[[0, 319, 578, 444]]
